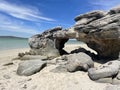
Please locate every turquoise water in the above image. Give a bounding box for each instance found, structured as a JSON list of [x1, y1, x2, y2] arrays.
[[0, 38, 82, 50], [0, 38, 29, 50], [66, 39, 83, 44]]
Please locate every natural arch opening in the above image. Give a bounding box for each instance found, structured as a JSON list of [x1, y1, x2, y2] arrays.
[[63, 39, 97, 54]]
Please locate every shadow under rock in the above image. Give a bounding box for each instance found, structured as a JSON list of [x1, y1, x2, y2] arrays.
[[70, 47, 119, 64]]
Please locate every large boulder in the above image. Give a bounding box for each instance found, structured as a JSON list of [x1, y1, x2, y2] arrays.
[[28, 6, 120, 60], [65, 52, 94, 72], [28, 26, 68, 58], [74, 7, 120, 59], [88, 60, 120, 81], [74, 10, 106, 25], [17, 60, 46, 76], [54, 7, 120, 60], [48, 52, 94, 73]]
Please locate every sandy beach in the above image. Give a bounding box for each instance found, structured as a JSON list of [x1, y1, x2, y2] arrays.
[[0, 0, 120, 89], [0, 44, 111, 90]]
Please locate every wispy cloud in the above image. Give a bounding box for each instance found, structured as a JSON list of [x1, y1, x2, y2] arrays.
[[90, 0, 120, 10], [0, 13, 39, 34], [0, 0, 55, 22], [0, 0, 56, 36]]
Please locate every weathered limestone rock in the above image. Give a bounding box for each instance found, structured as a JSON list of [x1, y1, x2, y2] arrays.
[[108, 5, 120, 14], [96, 77, 113, 84], [47, 52, 94, 73], [18, 55, 48, 60], [74, 11, 106, 25], [74, 7, 120, 59], [65, 52, 94, 72], [88, 60, 120, 81], [28, 26, 68, 58], [28, 6, 120, 60], [50, 65, 68, 73], [17, 60, 46, 76], [53, 7, 120, 59], [15, 5, 120, 86]]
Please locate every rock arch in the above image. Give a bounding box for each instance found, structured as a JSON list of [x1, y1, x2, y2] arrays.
[[29, 7, 120, 60]]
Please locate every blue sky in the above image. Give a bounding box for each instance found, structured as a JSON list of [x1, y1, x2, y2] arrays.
[[0, 0, 120, 37]]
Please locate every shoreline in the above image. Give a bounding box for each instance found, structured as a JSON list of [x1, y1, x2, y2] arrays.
[[0, 43, 97, 59], [0, 43, 97, 55]]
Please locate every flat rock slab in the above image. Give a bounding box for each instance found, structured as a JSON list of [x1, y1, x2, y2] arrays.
[[17, 60, 47, 76]]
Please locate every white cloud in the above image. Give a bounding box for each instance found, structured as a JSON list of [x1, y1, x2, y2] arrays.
[[0, 14, 39, 34], [0, 0, 56, 35], [0, 0, 55, 22], [90, 0, 120, 10], [0, 25, 39, 34]]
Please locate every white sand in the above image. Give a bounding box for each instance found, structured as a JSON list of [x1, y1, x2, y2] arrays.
[[64, 43, 97, 54], [0, 45, 110, 90]]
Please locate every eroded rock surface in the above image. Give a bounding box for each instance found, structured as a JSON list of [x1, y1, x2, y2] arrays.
[[54, 7, 120, 59], [16, 6, 120, 85], [17, 60, 46, 76], [88, 60, 120, 84], [65, 53, 94, 72], [50, 52, 94, 72], [28, 26, 68, 58], [75, 7, 120, 59]]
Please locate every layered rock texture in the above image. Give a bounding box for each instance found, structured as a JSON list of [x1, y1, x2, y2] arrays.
[[88, 60, 120, 84], [54, 7, 120, 59], [65, 53, 94, 72], [74, 9, 120, 59], [16, 6, 120, 86], [29, 8, 120, 59], [29, 26, 68, 58]]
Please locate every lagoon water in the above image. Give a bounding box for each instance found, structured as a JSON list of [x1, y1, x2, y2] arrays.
[[0, 38, 29, 50], [0, 38, 83, 50]]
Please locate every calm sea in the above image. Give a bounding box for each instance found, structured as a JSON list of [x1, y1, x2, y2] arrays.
[[0, 38, 83, 50], [0, 38, 29, 50]]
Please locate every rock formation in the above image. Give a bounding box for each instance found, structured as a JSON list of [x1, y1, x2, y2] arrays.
[[16, 6, 120, 86], [88, 60, 120, 84], [50, 52, 94, 73], [17, 60, 47, 76], [54, 7, 120, 59], [74, 9, 120, 59], [29, 8, 120, 59], [65, 53, 94, 72], [28, 26, 68, 58]]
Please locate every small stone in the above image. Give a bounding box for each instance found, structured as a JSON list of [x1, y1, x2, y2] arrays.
[[27, 78, 32, 81], [22, 84, 27, 89], [3, 62, 13, 66], [3, 75, 11, 79], [18, 53, 25, 57]]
